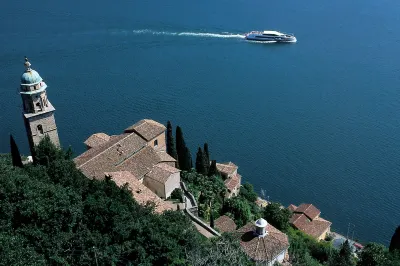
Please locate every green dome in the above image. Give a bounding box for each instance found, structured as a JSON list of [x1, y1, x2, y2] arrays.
[[21, 69, 42, 85]]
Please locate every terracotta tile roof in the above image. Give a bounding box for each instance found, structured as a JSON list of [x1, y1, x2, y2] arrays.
[[74, 134, 129, 167], [235, 222, 289, 262], [116, 146, 164, 179], [124, 119, 166, 141], [288, 204, 297, 212], [224, 173, 241, 192], [294, 203, 321, 220], [214, 215, 237, 233], [156, 151, 177, 162], [290, 213, 332, 239], [144, 163, 180, 184], [75, 133, 148, 179], [221, 161, 238, 168], [216, 162, 238, 176], [84, 133, 110, 148], [105, 171, 174, 213]]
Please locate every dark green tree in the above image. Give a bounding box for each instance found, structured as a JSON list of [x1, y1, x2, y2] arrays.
[[208, 160, 220, 177], [263, 202, 291, 231], [390, 226, 400, 253], [166, 121, 178, 163], [223, 197, 252, 227], [357, 243, 387, 266], [329, 240, 355, 266], [10, 134, 23, 168], [196, 147, 207, 175], [186, 233, 253, 265], [239, 182, 258, 203], [184, 147, 193, 170], [175, 126, 193, 170], [203, 143, 210, 173], [0, 139, 207, 265], [33, 135, 72, 166], [210, 211, 215, 228]]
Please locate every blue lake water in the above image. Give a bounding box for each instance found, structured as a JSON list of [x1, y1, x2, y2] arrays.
[[1, 0, 400, 245]]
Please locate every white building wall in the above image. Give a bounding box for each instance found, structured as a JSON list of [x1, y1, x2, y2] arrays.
[[164, 172, 180, 198], [270, 250, 286, 265]]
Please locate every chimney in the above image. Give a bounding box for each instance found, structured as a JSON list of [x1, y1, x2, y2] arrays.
[[255, 218, 268, 237]]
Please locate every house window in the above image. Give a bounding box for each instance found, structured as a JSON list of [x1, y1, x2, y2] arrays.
[[154, 139, 158, 147], [37, 124, 44, 135]]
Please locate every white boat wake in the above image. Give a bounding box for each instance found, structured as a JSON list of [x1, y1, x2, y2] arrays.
[[131, 29, 245, 39]]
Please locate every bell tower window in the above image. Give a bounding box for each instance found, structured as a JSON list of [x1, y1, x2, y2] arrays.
[[37, 124, 44, 135], [154, 139, 158, 147]]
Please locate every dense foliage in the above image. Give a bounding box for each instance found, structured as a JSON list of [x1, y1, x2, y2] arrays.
[[263, 202, 291, 231], [288, 227, 333, 265], [186, 233, 253, 266], [0, 138, 204, 265], [239, 183, 258, 203], [181, 170, 226, 221]]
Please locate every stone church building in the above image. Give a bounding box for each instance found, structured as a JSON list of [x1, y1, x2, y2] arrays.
[[74, 119, 181, 200], [17, 57, 181, 206]]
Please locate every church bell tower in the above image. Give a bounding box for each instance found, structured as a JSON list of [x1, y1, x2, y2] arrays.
[[20, 57, 60, 154]]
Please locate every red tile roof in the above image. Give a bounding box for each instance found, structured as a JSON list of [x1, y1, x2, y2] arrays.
[[294, 203, 321, 220], [235, 222, 289, 263], [216, 162, 238, 176], [224, 173, 240, 192], [84, 133, 110, 148], [144, 163, 180, 184], [214, 215, 237, 233], [105, 171, 174, 213], [124, 119, 166, 141], [156, 151, 177, 162], [289, 204, 332, 239], [288, 204, 297, 212]]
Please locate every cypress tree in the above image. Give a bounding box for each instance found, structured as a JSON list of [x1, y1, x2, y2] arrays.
[[166, 121, 178, 162], [184, 147, 193, 171], [196, 147, 207, 175], [208, 160, 220, 177], [203, 143, 210, 173], [10, 134, 23, 168], [210, 202, 215, 228], [340, 240, 353, 261], [390, 226, 400, 253], [176, 126, 185, 169]]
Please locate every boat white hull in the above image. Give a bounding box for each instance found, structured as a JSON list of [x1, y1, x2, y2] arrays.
[[245, 32, 297, 43]]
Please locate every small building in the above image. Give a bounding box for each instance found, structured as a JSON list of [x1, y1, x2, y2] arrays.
[[214, 215, 237, 233], [143, 163, 180, 199], [74, 119, 180, 200], [105, 171, 174, 213], [255, 197, 269, 208], [235, 218, 290, 265], [216, 162, 241, 198], [288, 203, 332, 241]]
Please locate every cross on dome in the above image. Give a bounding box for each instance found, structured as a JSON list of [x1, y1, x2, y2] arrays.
[[24, 56, 32, 71]]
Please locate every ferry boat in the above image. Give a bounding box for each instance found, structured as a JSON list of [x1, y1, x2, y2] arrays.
[[245, 30, 297, 43]]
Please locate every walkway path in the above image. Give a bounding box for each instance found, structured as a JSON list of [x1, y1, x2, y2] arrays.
[[193, 223, 214, 238], [180, 181, 221, 238]]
